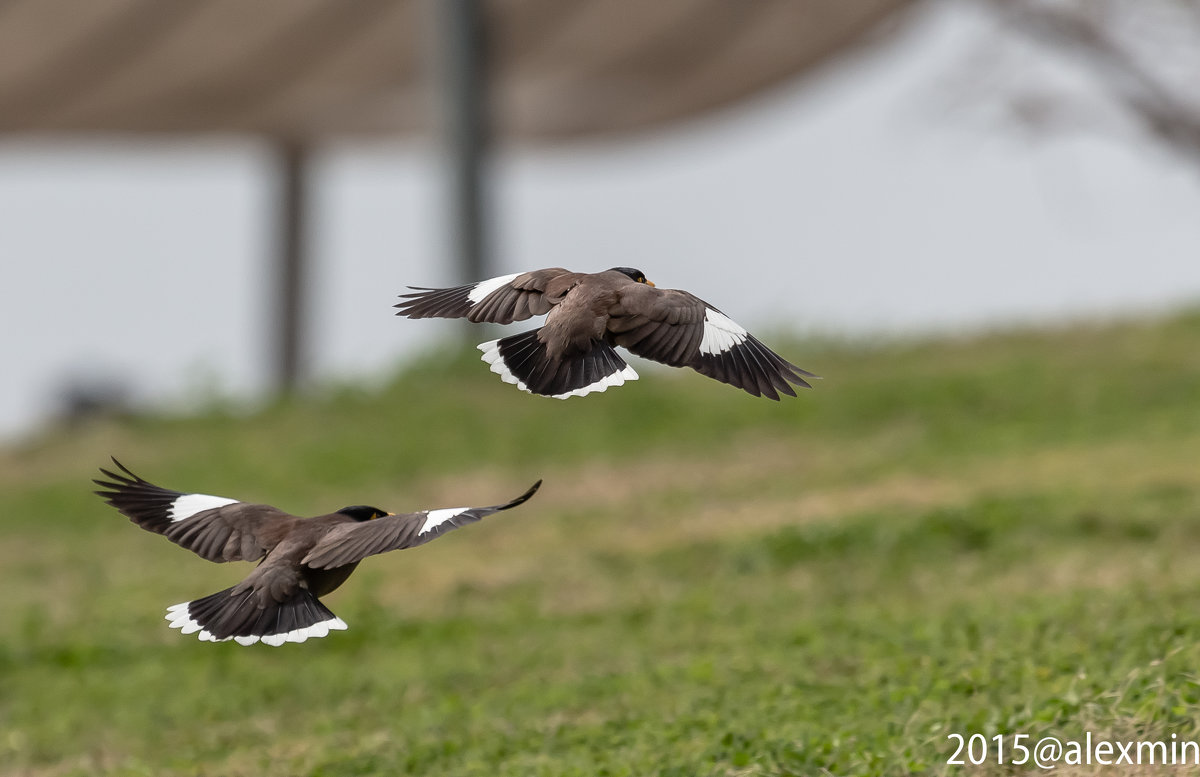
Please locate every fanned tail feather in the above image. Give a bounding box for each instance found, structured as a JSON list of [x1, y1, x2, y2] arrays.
[[478, 329, 638, 399], [165, 586, 347, 646]]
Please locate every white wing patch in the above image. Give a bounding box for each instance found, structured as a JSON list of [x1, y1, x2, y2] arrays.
[[467, 272, 521, 305], [420, 507, 470, 536], [165, 602, 348, 646], [169, 493, 239, 522], [698, 308, 749, 356], [478, 340, 638, 399]]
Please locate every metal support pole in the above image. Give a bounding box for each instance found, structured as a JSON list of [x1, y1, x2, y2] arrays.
[[275, 141, 307, 394], [437, 0, 490, 288]]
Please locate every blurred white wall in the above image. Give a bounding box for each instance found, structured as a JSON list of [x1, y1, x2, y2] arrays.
[[2, 1, 1199, 441]]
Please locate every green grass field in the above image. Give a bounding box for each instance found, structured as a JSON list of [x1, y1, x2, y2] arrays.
[[3, 310, 1200, 776]]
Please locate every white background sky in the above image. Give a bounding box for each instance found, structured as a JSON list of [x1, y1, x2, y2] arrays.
[[2, 1, 1199, 441]]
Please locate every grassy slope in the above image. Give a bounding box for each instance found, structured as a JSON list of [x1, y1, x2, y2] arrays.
[[2, 310, 1200, 776]]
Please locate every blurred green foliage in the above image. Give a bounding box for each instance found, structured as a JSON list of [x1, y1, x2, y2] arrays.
[[2, 309, 1199, 776]]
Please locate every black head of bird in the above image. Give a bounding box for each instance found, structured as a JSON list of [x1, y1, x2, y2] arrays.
[[610, 267, 655, 286], [337, 505, 392, 521], [395, 267, 816, 400], [94, 458, 541, 646]]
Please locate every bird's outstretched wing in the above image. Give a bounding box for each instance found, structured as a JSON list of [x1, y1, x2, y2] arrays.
[[94, 459, 293, 563], [302, 480, 542, 569], [609, 286, 815, 400], [395, 268, 574, 324]]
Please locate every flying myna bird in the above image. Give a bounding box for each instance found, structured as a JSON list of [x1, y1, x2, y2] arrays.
[[94, 459, 541, 646], [395, 267, 815, 400]]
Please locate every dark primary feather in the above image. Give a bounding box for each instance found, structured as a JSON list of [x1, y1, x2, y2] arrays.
[[395, 269, 570, 324], [93, 457, 186, 531], [395, 284, 479, 319], [94, 458, 290, 563], [609, 289, 814, 400], [685, 333, 813, 400]]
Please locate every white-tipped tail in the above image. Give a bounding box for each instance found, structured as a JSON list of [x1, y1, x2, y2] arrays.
[[479, 339, 528, 390], [166, 601, 208, 635], [164, 601, 348, 647], [478, 339, 637, 399], [547, 364, 638, 399]]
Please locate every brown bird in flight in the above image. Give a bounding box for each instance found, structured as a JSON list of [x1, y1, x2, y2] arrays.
[[94, 459, 541, 646], [395, 267, 815, 400]]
